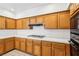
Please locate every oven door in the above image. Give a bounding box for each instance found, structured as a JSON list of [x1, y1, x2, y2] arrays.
[[70, 41, 79, 56]]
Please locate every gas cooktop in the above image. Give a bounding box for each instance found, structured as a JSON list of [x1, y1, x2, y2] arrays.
[[27, 35, 45, 38]]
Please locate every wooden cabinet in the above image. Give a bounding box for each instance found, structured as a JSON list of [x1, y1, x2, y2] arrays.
[[33, 40, 41, 56], [58, 11, 70, 29], [42, 41, 52, 56], [15, 38, 21, 50], [70, 18, 76, 29], [70, 3, 79, 16], [6, 18, 16, 29], [36, 16, 44, 24], [16, 19, 23, 29], [0, 16, 5, 29], [22, 18, 30, 29], [26, 39, 33, 54], [20, 38, 26, 52], [52, 42, 65, 56], [0, 40, 4, 55], [65, 44, 70, 56], [5, 38, 14, 52], [30, 17, 36, 24], [44, 13, 58, 29]]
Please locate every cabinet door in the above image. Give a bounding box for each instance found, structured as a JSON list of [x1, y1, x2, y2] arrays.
[[30, 17, 36, 24], [0, 16, 5, 29], [54, 48, 65, 56], [65, 44, 70, 56], [5, 38, 14, 52], [20, 39, 26, 52], [58, 11, 70, 29], [22, 18, 30, 29], [52, 42, 65, 56], [42, 41, 52, 56], [33, 40, 41, 56], [44, 13, 58, 29], [0, 40, 4, 55], [26, 39, 33, 54], [16, 19, 23, 29], [42, 46, 51, 56], [6, 18, 15, 29], [36, 16, 44, 24], [70, 4, 75, 15], [15, 38, 20, 50], [70, 3, 79, 16]]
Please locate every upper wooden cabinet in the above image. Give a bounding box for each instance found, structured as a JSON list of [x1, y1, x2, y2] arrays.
[[36, 16, 44, 24], [6, 18, 16, 29], [44, 13, 58, 29], [16, 19, 23, 29], [0, 10, 70, 29], [70, 3, 79, 17], [0, 16, 5, 29], [16, 18, 30, 29], [22, 18, 30, 29], [30, 17, 36, 24], [58, 11, 70, 29]]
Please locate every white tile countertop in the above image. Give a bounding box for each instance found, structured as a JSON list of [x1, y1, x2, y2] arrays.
[[16, 35, 70, 44], [0, 36, 70, 44]]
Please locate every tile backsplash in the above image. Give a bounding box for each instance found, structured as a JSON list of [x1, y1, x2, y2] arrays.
[[16, 29, 70, 39], [0, 29, 70, 39]]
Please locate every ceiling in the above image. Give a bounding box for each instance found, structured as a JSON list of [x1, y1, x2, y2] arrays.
[[0, 3, 69, 19], [0, 3, 49, 14]]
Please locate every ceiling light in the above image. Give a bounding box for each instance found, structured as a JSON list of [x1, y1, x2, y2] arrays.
[[10, 8, 14, 11]]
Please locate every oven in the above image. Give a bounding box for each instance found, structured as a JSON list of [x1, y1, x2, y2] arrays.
[[70, 39, 79, 56], [70, 30, 79, 56]]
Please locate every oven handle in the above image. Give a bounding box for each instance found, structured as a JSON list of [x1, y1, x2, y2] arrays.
[[69, 41, 79, 50], [70, 44, 79, 50]]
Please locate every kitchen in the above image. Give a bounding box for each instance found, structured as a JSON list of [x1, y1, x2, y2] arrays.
[[0, 3, 78, 56]]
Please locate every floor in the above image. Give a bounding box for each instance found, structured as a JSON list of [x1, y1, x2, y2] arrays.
[[2, 50, 31, 56]]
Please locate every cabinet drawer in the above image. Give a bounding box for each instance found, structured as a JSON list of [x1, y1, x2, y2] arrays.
[[52, 42, 65, 49], [33, 40, 41, 45], [42, 46, 52, 56], [20, 38, 26, 42], [42, 41, 52, 47]]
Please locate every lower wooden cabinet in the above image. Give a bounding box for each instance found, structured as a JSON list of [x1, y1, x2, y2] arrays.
[[5, 37, 15, 52], [65, 44, 70, 56], [0, 40, 4, 55], [26, 39, 33, 54], [33, 40, 41, 56], [52, 42, 66, 56], [15, 38, 21, 50], [20, 38, 26, 52], [0, 37, 70, 56], [42, 41, 52, 56]]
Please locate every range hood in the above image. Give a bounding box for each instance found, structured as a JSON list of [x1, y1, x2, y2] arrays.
[[29, 23, 44, 29]]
